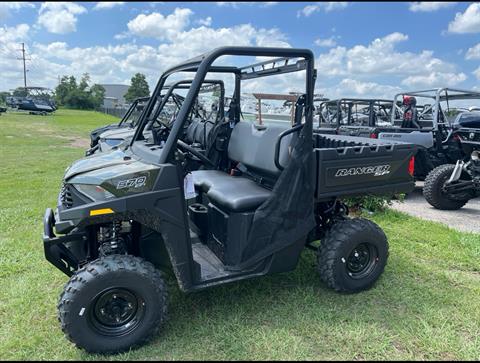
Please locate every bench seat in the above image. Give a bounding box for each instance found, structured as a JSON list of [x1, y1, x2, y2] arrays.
[[192, 170, 271, 212]]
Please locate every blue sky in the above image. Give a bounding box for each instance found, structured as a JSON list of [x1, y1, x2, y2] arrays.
[[1, 2, 480, 99]]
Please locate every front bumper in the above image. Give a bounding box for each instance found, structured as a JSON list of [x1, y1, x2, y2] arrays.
[[43, 208, 85, 276]]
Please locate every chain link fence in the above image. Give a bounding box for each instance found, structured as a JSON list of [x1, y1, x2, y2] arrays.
[[96, 106, 128, 119]]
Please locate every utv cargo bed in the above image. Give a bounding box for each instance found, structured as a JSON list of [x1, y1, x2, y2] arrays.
[[313, 132, 416, 200]]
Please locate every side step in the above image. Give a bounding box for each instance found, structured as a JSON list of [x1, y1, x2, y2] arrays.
[[191, 243, 231, 282]]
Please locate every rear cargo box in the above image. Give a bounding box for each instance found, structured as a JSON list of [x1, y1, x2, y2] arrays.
[[313, 133, 417, 201]]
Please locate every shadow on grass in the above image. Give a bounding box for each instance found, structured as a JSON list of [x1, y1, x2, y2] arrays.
[[77, 244, 479, 360]]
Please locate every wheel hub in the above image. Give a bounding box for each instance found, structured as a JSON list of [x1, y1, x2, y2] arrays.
[[90, 288, 145, 336], [346, 243, 378, 279]]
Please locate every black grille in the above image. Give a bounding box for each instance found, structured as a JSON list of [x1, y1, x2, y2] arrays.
[[60, 183, 73, 209]]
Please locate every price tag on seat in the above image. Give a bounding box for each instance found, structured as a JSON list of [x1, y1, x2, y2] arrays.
[[184, 173, 196, 199]]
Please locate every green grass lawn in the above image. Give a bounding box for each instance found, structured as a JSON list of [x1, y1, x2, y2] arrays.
[[0, 109, 479, 360]]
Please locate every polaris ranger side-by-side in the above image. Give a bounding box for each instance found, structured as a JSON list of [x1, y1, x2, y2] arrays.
[[43, 47, 417, 354], [423, 127, 480, 209]]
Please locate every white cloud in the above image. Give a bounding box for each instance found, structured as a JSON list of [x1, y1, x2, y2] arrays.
[[37, 2, 87, 34], [0, 24, 30, 43], [401, 72, 467, 87], [0, 24, 44, 91], [314, 37, 337, 48], [315, 32, 464, 88], [216, 2, 244, 8], [216, 2, 278, 9], [466, 43, 480, 60], [409, 2, 456, 12], [297, 2, 349, 17], [114, 31, 131, 40], [197, 17, 212, 27], [0, 2, 35, 21], [0, 25, 31, 89], [127, 8, 193, 41], [473, 67, 480, 80], [333, 79, 402, 99], [0, 21, 291, 92], [261, 2, 279, 8], [93, 2, 125, 11], [31, 42, 138, 86], [448, 3, 480, 33]]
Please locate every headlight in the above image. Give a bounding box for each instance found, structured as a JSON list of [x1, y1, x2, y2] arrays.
[[73, 184, 115, 201]]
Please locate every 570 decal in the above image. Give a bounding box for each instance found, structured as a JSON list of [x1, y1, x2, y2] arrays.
[[116, 176, 147, 189], [335, 165, 391, 178]]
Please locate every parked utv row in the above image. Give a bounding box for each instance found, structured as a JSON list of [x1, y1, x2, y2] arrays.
[[43, 46, 430, 355], [316, 89, 480, 180]]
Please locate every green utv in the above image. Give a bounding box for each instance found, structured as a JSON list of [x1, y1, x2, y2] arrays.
[[43, 47, 417, 354]]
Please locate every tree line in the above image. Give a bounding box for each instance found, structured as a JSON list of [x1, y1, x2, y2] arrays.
[[0, 72, 150, 110]]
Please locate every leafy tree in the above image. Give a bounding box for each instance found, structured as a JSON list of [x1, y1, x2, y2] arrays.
[[55, 76, 77, 106], [12, 87, 28, 98], [0, 91, 10, 104], [124, 73, 150, 103], [54, 73, 106, 109], [90, 84, 106, 108]]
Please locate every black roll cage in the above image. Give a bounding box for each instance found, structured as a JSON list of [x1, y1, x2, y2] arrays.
[[318, 98, 394, 127], [391, 88, 480, 129], [131, 46, 315, 165], [119, 96, 150, 127], [145, 79, 226, 130]]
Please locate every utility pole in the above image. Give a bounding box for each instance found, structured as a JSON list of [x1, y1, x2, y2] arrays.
[[17, 43, 30, 89]]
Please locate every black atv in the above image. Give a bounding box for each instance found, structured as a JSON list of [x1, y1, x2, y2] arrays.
[[423, 127, 480, 209], [42, 47, 417, 354]]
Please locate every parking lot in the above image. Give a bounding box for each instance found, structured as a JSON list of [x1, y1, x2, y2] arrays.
[[391, 182, 480, 234]]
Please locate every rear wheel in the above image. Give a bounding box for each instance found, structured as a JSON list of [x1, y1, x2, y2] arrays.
[[423, 164, 469, 210], [317, 218, 388, 293], [58, 255, 167, 354]]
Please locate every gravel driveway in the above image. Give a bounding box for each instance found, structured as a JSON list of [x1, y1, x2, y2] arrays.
[[390, 182, 480, 234]]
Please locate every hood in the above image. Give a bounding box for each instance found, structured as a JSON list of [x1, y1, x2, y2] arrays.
[[64, 149, 131, 181], [64, 148, 161, 198], [100, 126, 135, 140], [91, 123, 119, 136]]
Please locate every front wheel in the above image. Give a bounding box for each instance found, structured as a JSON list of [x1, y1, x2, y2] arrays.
[[317, 218, 389, 293], [58, 255, 168, 354], [423, 164, 469, 210]]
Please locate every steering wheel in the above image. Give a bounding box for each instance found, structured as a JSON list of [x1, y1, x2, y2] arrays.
[[177, 139, 216, 167]]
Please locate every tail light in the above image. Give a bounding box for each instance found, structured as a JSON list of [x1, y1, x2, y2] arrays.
[[408, 156, 415, 176], [369, 133, 377, 139]]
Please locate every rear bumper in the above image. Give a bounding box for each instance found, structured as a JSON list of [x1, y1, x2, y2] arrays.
[[43, 208, 85, 276]]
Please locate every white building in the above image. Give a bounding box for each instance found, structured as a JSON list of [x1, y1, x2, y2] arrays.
[[99, 84, 130, 108]]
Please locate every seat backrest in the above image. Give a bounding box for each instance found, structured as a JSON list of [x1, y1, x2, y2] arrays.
[[227, 122, 293, 178], [185, 118, 216, 147]]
